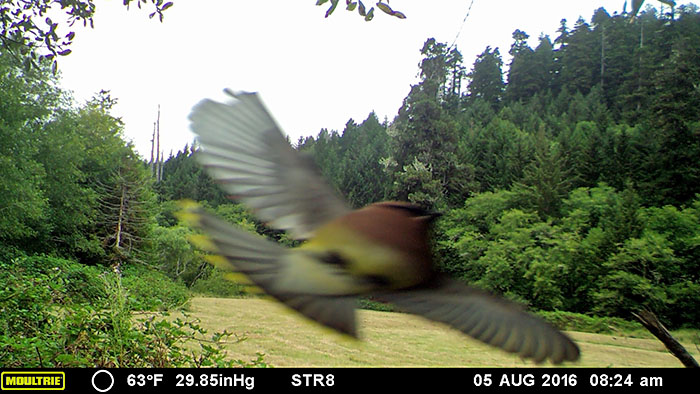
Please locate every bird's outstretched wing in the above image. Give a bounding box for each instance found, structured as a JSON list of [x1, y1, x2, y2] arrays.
[[189, 90, 350, 239], [375, 276, 580, 364], [180, 203, 358, 336]]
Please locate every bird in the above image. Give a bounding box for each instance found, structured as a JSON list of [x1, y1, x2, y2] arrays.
[[182, 89, 580, 364]]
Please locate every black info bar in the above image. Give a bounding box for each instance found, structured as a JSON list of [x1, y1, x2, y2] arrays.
[[0, 368, 690, 393]]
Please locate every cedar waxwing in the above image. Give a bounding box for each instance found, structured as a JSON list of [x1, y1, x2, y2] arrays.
[[184, 90, 580, 364]]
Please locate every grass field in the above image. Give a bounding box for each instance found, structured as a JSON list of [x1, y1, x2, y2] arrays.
[[183, 297, 698, 367]]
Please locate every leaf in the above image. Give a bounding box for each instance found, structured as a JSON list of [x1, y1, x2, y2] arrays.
[[377, 2, 407, 19], [376, 2, 393, 15], [58, 49, 72, 56], [364, 6, 374, 21], [358, 0, 366, 16], [315, 0, 329, 5], [162, 2, 173, 11], [346, 2, 357, 11], [325, 0, 339, 17]]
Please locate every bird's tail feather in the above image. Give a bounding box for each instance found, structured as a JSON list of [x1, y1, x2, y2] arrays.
[[177, 200, 358, 337]]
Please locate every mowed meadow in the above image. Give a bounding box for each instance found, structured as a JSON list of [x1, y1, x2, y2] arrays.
[[179, 297, 698, 367]]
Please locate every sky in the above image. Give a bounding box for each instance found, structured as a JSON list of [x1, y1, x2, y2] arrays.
[[54, 0, 673, 160]]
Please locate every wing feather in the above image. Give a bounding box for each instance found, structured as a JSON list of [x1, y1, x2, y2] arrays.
[[375, 276, 580, 364], [189, 91, 350, 239]]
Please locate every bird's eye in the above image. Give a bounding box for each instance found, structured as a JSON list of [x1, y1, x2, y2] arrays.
[[319, 251, 348, 268], [361, 274, 391, 287]]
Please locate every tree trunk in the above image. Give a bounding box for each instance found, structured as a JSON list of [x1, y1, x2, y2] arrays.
[[632, 309, 699, 368]]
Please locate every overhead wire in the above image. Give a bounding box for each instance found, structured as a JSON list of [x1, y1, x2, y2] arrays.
[[449, 0, 476, 50]]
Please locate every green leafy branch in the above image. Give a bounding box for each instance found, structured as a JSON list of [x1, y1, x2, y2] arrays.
[[316, 0, 406, 21], [0, 0, 173, 73]]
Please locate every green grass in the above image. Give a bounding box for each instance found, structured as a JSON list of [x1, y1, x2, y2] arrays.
[[182, 297, 699, 367]]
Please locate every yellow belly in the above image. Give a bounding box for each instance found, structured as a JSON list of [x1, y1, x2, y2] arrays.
[[292, 225, 426, 293]]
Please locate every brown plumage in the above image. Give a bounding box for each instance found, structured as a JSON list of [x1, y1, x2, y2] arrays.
[[317, 202, 438, 285]]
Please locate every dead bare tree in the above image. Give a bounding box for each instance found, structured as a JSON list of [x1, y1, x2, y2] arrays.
[[95, 166, 153, 271], [149, 105, 163, 182], [633, 309, 699, 368], [150, 121, 156, 178]]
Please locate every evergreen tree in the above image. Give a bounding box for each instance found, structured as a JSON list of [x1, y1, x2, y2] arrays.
[[389, 38, 474, 208], [642, 30, 700, 206], [505, 29, 538, 103], [559, 17, 597, 94], [590, 8, 612, 93], [390, 82, 463, 208], [513, 129, 571, 218], [338, 113, 391, 207], [462, 118, 534, 192], [467, 46, 505, 109], [156, 145, 229, 206], [531, 35, 556, 95]]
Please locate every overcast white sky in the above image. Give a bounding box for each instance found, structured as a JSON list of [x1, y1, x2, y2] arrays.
[[55, 0, 677, 159]]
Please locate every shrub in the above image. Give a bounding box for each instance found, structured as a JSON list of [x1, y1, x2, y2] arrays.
[[536, 310, 643, 334], [0, 255, 267, 367], [359, 298, 396, 312], [1, 255, 105, 301], [190, 267, 248, 298], [121, 264, 190, 311]]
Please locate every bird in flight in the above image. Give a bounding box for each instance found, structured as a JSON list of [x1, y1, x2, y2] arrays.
[[183, 89, 580, 364]]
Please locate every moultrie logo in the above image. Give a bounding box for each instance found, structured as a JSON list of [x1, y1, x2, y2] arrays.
[[1, 371, 65, 390]]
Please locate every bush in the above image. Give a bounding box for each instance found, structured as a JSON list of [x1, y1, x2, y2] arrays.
[[0, 255, 105, 306], [536, 310, 643, 334], [1, 255, 190, 311], [190, 267, 249, 298], [62, 262, 107, 303], [1, 257, 63, 342], [0, 255, 267, 367], [121, 264, 190, 311], [149, 224, 208, 286], [358, 298, 396, 312]]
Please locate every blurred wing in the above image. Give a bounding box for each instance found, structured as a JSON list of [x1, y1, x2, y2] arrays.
[[180, 204, 358, 337], [189, 90, 350, 239], [375, 276, 580, 364]]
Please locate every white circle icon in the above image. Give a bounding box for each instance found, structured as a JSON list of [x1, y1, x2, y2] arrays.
[[91, 370, 114, 393]]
